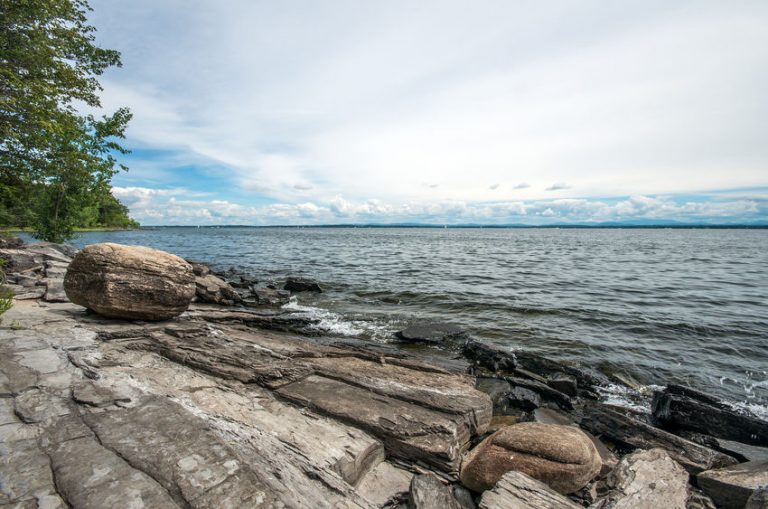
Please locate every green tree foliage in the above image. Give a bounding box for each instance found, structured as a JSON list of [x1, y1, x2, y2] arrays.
[[0, 0, 136, 241]]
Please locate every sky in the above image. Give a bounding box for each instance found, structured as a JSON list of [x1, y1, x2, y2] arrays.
[[88, 0, 768, 225]]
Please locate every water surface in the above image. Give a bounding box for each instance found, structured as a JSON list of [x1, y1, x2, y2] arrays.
[[65, 227, 768, 415]]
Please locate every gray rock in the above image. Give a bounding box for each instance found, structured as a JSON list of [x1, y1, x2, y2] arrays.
[[408, 474, 460, 509], [590, 448, 689, 509], [746, 488, 768, 509], [64, 243, 196, 321], [547, 373, 578, 397], [478, 471, 582, 509], [397, 322, 469, 343], [697, 460, 768, 509], [194, 273, 240, 305], [507, 386, 541, 410], [43, 278, 68, 302]]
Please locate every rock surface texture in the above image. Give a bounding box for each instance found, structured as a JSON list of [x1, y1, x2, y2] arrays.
[[63, 243, 196, 320], [460, 422, 601, 494], [478, 471, 581, 509], [590, 448, 690, 509], [697, 460, 768, 509]]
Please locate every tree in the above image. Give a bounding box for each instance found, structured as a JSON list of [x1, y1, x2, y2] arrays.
[[0, 0, 134, 241]]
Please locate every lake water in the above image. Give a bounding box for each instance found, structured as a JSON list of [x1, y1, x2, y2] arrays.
[[65, 227, 768, 416]]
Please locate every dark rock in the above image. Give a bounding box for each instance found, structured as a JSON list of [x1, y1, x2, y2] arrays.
[[687, 487, 718, 509], [547, 373, 578, 397], [0, 249, 43, 272], [284, 277, 323, 293], [463, 339, 517, 372], [408, 474, 460, 509], [506, 376, 572, 411], [475, 378, 513, 414], [0, 235, 23, 249], [652, 385, 768, 447], [478, 471, 581, 509], [578, 402, 738, 473], [64, 243, 196, 321], [396, 323, 469, 344], [460, 422, 601, 494], [697, 461, 768, 509], [507, 386, 541, 411]]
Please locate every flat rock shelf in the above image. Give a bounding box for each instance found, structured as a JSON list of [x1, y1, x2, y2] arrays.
[[0, 298, 492, 508]]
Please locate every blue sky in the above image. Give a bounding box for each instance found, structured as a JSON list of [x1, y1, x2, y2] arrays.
[[89, 0, 768, 225]]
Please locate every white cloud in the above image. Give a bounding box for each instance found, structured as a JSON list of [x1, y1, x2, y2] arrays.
[[89, 0, 768, 213], [115, 187, 765, 226]]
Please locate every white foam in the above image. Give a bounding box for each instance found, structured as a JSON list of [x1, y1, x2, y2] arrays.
[[282, 298, 364, 336]]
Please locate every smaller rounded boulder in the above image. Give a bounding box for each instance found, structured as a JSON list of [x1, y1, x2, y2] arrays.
[[460, 422, 601, 494], [64, 243, 196, 321]]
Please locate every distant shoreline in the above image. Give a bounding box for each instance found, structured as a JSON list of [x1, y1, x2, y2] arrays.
[[130, 224, 768, 230]]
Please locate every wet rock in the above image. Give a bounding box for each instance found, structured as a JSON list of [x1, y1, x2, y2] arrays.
[[247, 287, 290, 306], [397, 322, 469, 344], [578, 402, 738, 473], [64, 243, 196, 321], [652, 385, 768, 447], [591, 448, 689, 509], [696, 460, 768, 509], [463, 339, 517, 372], [460, 422, 601, 494], [409, 474, 461, 509], [507, 386, 541, 411], [507, 376, 572, 410], [284, 276, 323, 293], [547, 373, 578, 397], [478, 471, 581, 509], [195, 273, 240, 306], [475, 378, 513, 414]]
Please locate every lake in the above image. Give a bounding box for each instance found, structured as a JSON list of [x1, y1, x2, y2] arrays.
[[62, 227, 768, 416]]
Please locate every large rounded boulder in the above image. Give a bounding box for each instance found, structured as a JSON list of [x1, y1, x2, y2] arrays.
[[64, 243, 196, 321], [460, 422, 601, 494]]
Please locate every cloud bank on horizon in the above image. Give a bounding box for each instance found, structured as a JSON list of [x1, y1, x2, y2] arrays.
[[90, 0, 768, 225]]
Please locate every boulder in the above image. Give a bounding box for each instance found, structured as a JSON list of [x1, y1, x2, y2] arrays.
[[64, 243, 195, 321], [697, 460, 768, 509], [284, 277, 322, 293], [408, 474, 461, 509], [478, 471, 581, 509], [195, 274, 240, 306], [460, 422, 601, 494], [591, 448, 689, 509], [397, 323, 469, 344], [652, 385, 768, 447]]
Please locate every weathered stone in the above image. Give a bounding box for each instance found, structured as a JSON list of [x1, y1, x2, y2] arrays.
[[283, 276, 323, 292], [409, 474, 460, 509], [13, 389, 70, 424], [48, 433, 180, 508], [72, 381, 131, 408], [247, 287, 290, 306], [0, 249, 43, 272], [64, 243, 195, 320], [578, 403, 737, 473], [397, 322, 469, 344], [83, 396, 280, 507], [194, 273, 240, 305], [188, 261, 211, 277], [478, 471, 581, 509], [453, 485, 477, 509], [653, 386, 768, 447], [746, 488, 768, 509], [43, 279, 67, 303], [533, 407, 574, 426], [357, 461, 413, 507], [476, 378, 513, 414], [697, 461, 768, 509], [591, 448, 689, 509], [507, 376, 572, 410], [0, 438, 65, 507], [460, 422, 601, 494]]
